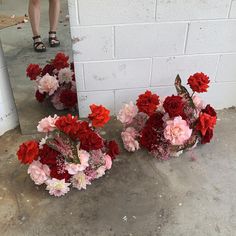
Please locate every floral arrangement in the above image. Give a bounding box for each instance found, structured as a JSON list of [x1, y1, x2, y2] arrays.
[[117, 72, 217, 159], [26, 52, 77, 110], [16, 105, 120, 197]]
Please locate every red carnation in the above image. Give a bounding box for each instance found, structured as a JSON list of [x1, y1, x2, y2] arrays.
[[88, 104, 110, 128], [163, 95, 185, 118], [52, 52, 69, 70], [17, 140, 39, 164], [41, 64, 55, 76], [140, 126, 159, 152], [35, 90, 46, 103], [196, 113, 216, 136], [39, 144, 59, 166], [136, 90, 159, 116], [188, 72, 210, 93], [26, 64, 42, 80], [50, 164, 71, 182], [202, 104, 217, 117], [201, 129, 213, 144], [60, 89, 77, 108], [145, 112, 164, 129], [55, 114, 81, 140], [80, 131, 104, 151], [106, 140, 120, 160]]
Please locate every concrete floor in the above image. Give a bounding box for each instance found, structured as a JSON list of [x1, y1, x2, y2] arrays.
[[0, 109, 236, 236], [1, 0, 75, 134]]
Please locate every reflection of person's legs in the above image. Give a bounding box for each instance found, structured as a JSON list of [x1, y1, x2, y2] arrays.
[[29, 0, 46, 52], [48, 0, 60, 47]]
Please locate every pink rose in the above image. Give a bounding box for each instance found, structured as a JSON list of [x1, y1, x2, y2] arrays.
[[38, 73, 59, 95], [37, 115, 58, 133], [121, 127, 140, 152], [117, 101, 138, 124], [27, 161, 50, 185], [164, 116, 192, 145], [104, 155, 112, 170]]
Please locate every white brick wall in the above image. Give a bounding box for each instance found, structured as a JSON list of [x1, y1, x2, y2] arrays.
[[68, 0, 236, 117]]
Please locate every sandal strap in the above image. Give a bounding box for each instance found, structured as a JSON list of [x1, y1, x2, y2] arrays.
[[49, 31, 57, 34], [33, 35, 41, 40], [34, 42, 45, 48]]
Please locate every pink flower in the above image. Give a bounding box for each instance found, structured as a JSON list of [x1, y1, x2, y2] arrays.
[[192, 95, 205, 111], [37, 115, 58, 133], [58, 68, 74, 84], [96, 166, 106, 178], [71, 172, 91, 190], [38, 73, 59, 95], [105, 155, 112, 170], [129, 112, 148, 132], [164, 116, 192, 145], [46, 178, 71, 197], [117, 101, 138, 124], [121, 127, 140, 152], [27, 161, 50, 185], [51, 88, 65, 110]]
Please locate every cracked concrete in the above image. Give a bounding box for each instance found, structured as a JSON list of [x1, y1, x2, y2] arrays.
[[0, 109, 236, 236]]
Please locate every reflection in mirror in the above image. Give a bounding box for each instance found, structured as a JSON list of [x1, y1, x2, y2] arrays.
[[1, 0, 76, 134]]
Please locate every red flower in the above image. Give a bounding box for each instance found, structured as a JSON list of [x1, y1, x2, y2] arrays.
[[39, 144, 59, 166], [145, 112, 164, 129], [55, 114, 81, 140], [163, 95, 185, 118], [35, 90, 46, 103], [80, 131, 104, 151], [106, 140, 120, 159], [88, 104, 110, 128], [60, 89, 77, 108], [201, 129, 213, 144], [26, 64, 42, 80], [52, 52, 69, 70], [41, 64, 55, 76], [50, 164, 71, 182], [188, 72, 210, 93], [196, 113, 216, 136], [17, 140, 39, 164], [136, 90, 159, 116], [202, 104, 217, 117], [140, 126, 159, 152]]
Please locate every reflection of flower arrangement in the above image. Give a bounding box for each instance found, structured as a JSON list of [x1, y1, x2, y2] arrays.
[[17, 105, 120, 197], [117, 72, 217, 160], [26, 52, 77, 110]]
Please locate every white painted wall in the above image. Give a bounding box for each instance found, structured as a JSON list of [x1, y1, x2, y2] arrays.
[[68, 0, 236, 117], [0, 41, 19, 135]]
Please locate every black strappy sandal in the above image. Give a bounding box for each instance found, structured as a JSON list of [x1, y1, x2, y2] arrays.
[[49, 31, 60, 47], [33, 35, 46, 52]]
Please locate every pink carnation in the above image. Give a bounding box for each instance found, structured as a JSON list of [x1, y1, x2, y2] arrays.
[[105, 155, 112, 170], [58, 68, 74, 84], [37, 115, 58, 133], [117, 101, 138, 124], [46, 178, 71, 197], [71, 172, 91, 190], [51, 87, 65, 110], [27, 161, 50, 185], [164, 116, 192, 145], [121, 127, 140, 152], [96, 166, 106, 179], [38, 73, 59, 95]]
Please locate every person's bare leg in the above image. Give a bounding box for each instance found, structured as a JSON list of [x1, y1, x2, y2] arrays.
[[49, 0, 60, 32], [28, 0, 41, 36]]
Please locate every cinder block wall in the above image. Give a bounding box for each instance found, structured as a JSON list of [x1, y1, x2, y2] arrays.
[[68, 0, 236, 117]]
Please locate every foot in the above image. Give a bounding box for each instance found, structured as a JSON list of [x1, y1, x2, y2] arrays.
[[49, 31, 60, 47], [33, 35, 46, 52]]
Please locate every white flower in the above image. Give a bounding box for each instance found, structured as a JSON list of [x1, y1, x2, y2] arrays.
[[39, 136, 48, 149], [46, 178, 71, 197], [58, 68, 74, 84], [71, 172, 91, 190]]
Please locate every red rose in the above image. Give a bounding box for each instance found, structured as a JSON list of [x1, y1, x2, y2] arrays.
[[52, 52, 69, 70], [145, 112, 164, 129], [41, 64, 55, 76], [60, 89, 77, 108], [35, 90, 46, 103], [55, 114, 81, 140], [136, 90, 159, 116], [50, 164, 71, 182], [39, 144, 59, 166], [88, 104, 110, 128], [202, 104, 217, 117], [163, 95, 185, 118], [140, 126, 159, 152], [188, 72, 210, 93], [26, 64, 42, 80], [17, 140, 39, 164], [201, 129, 213, 144], [196, 113, 216, 136], [80, 131, 104, 151], [106, 140, 120, 159]]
